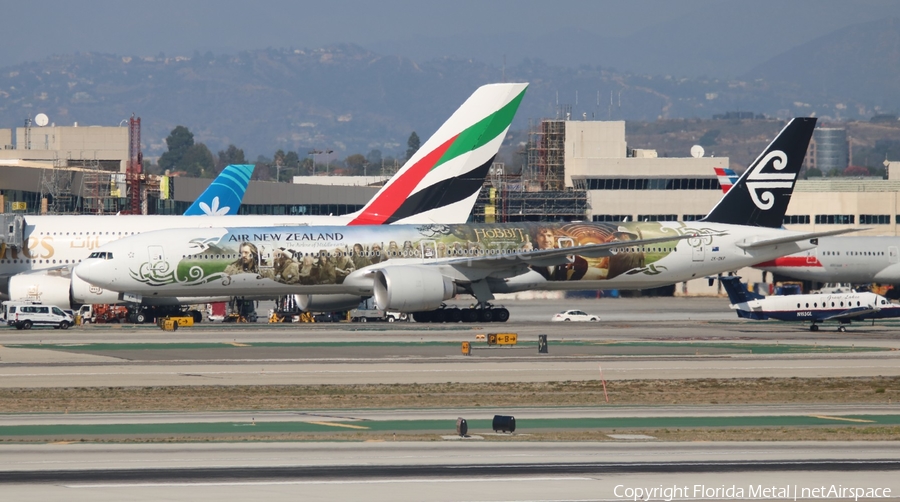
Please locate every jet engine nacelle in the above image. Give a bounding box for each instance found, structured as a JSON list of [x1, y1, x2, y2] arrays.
[[373, 267, 455, 311], [7, 273, 73, 309], [296, 294, 363, 312], [71, 272, 121, 305]]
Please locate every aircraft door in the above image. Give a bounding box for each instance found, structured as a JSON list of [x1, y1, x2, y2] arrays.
[[890, 246, 899, 264], [148, 245, 166, 272], [692, 243, 705, 262], [806, 249, 817, 264], [420, 240, 437, 260]]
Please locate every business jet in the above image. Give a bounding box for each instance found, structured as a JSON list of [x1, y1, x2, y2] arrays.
[[720, 276, 900, 331], [76, 118, 861, 322], [1, 82, 528, 315]]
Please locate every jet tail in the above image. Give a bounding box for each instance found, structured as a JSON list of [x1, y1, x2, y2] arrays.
[[347, 83, 529, 225], [702, 118, 817, 228], [183, 164, 255, 216], [720, 276, 765, 305]]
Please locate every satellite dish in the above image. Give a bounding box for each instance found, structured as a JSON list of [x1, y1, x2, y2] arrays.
[[690, 145, 705, 158], [34, 113, 49, 127]]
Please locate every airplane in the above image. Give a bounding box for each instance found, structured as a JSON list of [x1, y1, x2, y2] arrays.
[[720, 275, 900, 332], [755, 237, 900, 286], [0, 82, 529, 316], [76, 117, 862, 323], [715, 167, 739, 193]]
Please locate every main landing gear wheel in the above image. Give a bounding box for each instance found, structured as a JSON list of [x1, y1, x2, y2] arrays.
[[810, 324, 819, 332], [136, 312, 147, 324], [445, 308, 462, 323], [837, 326, 847, 332], [430, 309, 446, 323], [492, 308, 510, 323], [412, 311, 432, 323], [478, 309, 493, 323], [461, 308, 478, 323]]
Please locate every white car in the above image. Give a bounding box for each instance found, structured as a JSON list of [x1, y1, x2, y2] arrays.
[[551, 310, 599, 322]]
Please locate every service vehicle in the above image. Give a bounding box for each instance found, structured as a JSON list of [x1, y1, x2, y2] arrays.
[[3, 301, 74, 330]]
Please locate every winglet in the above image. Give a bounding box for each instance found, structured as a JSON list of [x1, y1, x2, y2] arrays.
[[183, 164, 255, 216]]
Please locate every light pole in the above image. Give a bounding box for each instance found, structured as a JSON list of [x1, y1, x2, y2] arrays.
[[308, 149, 334, 176]]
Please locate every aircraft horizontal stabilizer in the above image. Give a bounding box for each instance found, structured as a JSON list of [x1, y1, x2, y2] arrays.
[[442, 233, 696, 270], [736, 228, 862, 250]]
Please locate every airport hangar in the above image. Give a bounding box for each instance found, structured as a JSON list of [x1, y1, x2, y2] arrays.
[[2, 120, 898, 295]]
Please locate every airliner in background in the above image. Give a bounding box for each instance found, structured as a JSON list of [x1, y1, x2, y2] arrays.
[[1, 82, 529, 318], [755, 237, 900, 286], [76, 117, 860, 323]]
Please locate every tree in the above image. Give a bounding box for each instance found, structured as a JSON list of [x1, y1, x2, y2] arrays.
[[158, 125, 194, 172], [216, 144, 246, 170], [804, 167, 823, 178], [406, 131, 420, 161], [345, 153, 366, 175], [843, 166, 871, 177], [366, 149, 383, 168], [181, 143, 215, 177]]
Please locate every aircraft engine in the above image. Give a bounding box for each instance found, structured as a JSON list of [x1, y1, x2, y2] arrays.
[[296, 294, 364, 312], [373, 267, 455, 311], [71, 272, 121, 305], [7, 272, 74, 309]]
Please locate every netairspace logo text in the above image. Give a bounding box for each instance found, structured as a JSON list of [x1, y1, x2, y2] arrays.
[[614, 484, 892, 501]]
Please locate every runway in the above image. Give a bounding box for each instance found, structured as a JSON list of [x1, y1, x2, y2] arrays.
[[2, 442, 898, 501], [2, 298, 899, 500]]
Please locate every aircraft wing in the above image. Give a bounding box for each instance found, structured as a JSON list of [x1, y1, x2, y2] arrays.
[[821, 306, 878, 321], [434, 233, 696, 270], [736, 228, 863, 250]]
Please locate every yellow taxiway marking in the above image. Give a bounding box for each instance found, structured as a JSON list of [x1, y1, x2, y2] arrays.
[[307, 421, 370, 430], [810, 415, 875, 423]]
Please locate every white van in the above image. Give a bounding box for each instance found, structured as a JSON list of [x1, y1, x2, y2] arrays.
[[2, 301, 74, 330]]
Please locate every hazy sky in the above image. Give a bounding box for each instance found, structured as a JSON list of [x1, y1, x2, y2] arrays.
[[6, 0, 900, 77]]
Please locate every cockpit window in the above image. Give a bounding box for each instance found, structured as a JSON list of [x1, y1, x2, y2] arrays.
[[89, 252, 100, 258]]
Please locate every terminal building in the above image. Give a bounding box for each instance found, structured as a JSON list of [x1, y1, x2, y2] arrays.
[[2, 117, 899, 296]]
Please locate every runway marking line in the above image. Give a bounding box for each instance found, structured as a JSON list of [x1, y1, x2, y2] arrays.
[[227, 342, 250, 347], [67, 476, 592, 488], [306, 421, 370, 430], [810, 415, 876, 423]]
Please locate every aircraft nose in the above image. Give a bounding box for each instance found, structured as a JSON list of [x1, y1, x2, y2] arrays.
[[74, 258, 116, 288]]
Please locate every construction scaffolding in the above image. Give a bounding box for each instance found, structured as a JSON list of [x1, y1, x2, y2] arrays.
[[78, 160, 120, 215], [526, 117, 567, 191], [38, 160, 76, 214]]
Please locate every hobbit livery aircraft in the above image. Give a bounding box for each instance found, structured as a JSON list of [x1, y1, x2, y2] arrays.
[[1, 83, 528, 318], [77, 118, 857, 322]]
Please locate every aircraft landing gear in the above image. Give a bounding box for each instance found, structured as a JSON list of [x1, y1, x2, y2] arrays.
[[412, 303, 509, 323], [810, 324, 819, 332], [837, 325, 847, 332]]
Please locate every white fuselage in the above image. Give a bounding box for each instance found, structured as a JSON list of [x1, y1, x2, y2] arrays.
[[755, 236, 900, 284], [74, 220, 819, 301]]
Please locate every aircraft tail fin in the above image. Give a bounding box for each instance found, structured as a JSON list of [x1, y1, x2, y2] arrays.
[[183, 164, 255, 216], [714, 167, 739, 194], [347, 83, 528, 225], [720, 276, 765, 305], [702, 118, 817, 228]]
